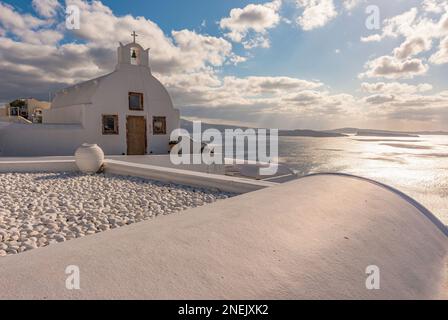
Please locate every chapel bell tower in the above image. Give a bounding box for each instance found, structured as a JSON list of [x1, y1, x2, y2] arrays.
[[117, 31, 150, 70]]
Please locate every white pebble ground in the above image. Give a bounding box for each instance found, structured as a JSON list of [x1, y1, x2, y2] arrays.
[[0, 172, 234, 257]]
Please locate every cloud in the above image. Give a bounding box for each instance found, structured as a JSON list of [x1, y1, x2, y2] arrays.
[[161, 72, 361, 129], [63, 0, 244, 74], [359, 3, 448, 83], [172, 29, 244, 68], [164, 75, 324, 108], [284, 90, 323, 104], [219, 0, 281, 49], [429, 36, 448, 64], [0, 2, 47, 29], [361, 90, 448, 129], [361, 34, 383, 43], [0, 1, 61, 45], [388, 106, 448, 123], [380, 93, 448, 108], [360, 55, 428, 79], [295, 0, 337, 31], [393, 37, 432, 59], [361, 82, 433, 95], [360, 8, 422, 43], [342, 0, 360, 11], [364, 94, 396, 105], [358, 0, 448, 86], [390, 94, 446, 107], [32, 0, 61, 18], [377, 8, 419, 40], [422, 0, 448, 13]]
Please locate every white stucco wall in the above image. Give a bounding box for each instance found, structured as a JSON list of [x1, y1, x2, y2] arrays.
[[0, 123, 86, 156], [42, 104, 85, 124]]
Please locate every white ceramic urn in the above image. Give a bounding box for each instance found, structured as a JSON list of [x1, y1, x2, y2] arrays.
[[75, 143, 104, 174]]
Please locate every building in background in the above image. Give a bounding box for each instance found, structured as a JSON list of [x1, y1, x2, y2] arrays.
[[2, 98, 51, 123], [0, 105, 6, 117]]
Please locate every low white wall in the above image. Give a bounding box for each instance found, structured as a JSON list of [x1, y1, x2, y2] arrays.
[[104, 159, 276, 193], [0, 156, 275, 194], [108, 154, 226, 174], [0, 158, 77, 173], [0, 124, 86, 156]]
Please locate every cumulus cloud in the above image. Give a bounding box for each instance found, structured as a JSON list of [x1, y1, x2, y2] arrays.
[[423, 0, 448, 13], [360, 56, 428, 79], [361, 34, 383, 43], [342, 0, 361, 11], [0, 1, 61, 45], [65, 0, 246, 74], [390, 95, 446, 107], [361, 89, 448, 128], [219, 0, 281, 49], [388, 107, 448, 123], [32, 0, 61, 18], [361, 82, 433, 95], [161, 72, 361, 129], [393, 37, 432, 59], [360, 4, 448, 76], [361, 8, 420, 43], [172, 30, 243, 68], [164, 75, 324, 108], [364, 94, 396, 105], [429, 36, 448, 64], [364, 92, 448, 113], [295, 0, 337, 31]]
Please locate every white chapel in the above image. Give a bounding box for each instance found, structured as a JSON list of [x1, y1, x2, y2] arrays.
[[0, 32, 180, 156]]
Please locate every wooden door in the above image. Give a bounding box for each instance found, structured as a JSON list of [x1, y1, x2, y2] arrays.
[[126, 116, 147, 155]]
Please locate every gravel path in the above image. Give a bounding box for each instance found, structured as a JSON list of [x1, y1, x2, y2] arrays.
[[0, 172, 234, 257]]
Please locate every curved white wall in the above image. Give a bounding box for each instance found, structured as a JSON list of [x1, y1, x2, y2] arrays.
[[0, 174, 445, 299]]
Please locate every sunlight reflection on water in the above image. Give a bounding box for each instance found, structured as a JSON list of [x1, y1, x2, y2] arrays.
[[278, 135, 448, 225]]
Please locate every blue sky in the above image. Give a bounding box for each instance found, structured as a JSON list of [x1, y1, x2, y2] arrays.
[[0, 0, 448, 130]]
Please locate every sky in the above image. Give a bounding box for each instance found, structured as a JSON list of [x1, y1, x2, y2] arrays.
[[0, 0, 447, 130]]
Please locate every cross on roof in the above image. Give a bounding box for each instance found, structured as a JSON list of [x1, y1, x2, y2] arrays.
[[131, 31, 138, 43]]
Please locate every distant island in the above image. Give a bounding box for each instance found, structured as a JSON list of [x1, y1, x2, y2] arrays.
[[329, 127, 448, 137], [180, 119, 345, 137], [354, 131, 419, 138], [180, 119, 448, 137], [279, 129, 345, 137]]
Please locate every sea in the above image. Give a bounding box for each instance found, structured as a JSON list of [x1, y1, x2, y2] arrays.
[[275, 135, 448, 225]]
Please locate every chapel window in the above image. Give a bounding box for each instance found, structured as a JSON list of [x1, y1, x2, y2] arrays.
[[129, 92, 144, 110], [153, 116, 167, 135], [102, 114, 119, 135]]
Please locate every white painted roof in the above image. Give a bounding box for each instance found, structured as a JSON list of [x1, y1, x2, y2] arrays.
[[50, 73, 112, 108], [0, 174, 446, 299]]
